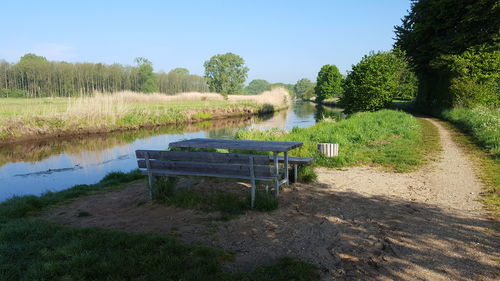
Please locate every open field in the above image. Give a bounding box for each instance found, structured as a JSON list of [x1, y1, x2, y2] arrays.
[[0, 88, 291, 143]]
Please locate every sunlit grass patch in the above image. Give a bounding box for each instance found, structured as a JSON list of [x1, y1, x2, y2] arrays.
[[236, 110, 435, 172]]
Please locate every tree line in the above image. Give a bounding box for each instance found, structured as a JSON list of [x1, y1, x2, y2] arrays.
[[0, 54, 209, 98]]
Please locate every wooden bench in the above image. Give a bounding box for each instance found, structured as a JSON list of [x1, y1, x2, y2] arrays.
[[268, 156, 313, 183], [135, 150, 279, 208]]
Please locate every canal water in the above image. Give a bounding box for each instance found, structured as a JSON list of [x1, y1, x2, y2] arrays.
[[0, 102, 343, 201]]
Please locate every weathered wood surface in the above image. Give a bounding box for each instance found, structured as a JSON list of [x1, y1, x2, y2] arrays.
[[137, 159, 274, 178], [142, 169, 278, 181], [268, 155, 313, 164], [169, 138, 303, 152], [136, 150, 270, 165]]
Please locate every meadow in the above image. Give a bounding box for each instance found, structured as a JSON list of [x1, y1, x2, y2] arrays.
[[0, 88, 290, 142], [236, 110, 439, 174]]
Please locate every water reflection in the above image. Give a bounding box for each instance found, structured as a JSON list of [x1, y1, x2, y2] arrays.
[[0, 102, 335, 200]]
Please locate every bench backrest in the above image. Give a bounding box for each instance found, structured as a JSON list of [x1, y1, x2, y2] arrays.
[[135, 150, 274, 179]]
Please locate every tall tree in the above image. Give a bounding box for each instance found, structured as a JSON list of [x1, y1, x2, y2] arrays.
[[394, 0, 499, 107], [168, 68, 189, 75], [134, 57, 158, 93], [294, 78, 314, 100], [203, 53, 249, 97], [245, 79, 271, 95], [314, 65, 342, 102], [340, 51, 405, 113]]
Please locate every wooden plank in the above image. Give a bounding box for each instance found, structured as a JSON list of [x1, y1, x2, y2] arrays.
[[137, 160, 274, 178], [141, 169, 278, 181], [267, 155, 314, 164], [136, 150, 269, 165], [168, 138, 303, 152]]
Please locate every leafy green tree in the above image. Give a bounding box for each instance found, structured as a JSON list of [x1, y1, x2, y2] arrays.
[[203, 53, 249, 97], [168, 68, 189, 75], [394, 0, 499, 107], [314, 65, 342, 102], [245, 79, 271, 94], [134, 57, 158, 93], [293, 78, 314, 100], [340, 51, 402, 113]]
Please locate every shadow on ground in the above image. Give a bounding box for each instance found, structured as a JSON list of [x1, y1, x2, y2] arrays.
[[42, 179, 500, 280]]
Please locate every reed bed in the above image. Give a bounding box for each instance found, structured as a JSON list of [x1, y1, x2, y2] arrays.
[[0, 88, 291, 142]]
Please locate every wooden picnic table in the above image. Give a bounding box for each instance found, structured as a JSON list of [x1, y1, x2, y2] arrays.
[[169, 138, 303, 196]]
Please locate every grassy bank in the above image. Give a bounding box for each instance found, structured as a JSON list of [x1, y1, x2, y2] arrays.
[[0, 170, 319, 281], [441, 107, 499, 156], [0, 88, 291, 143], [236, 110, 439, 173]]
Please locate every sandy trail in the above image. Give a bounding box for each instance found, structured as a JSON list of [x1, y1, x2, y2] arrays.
[[43, 118, 499, 280]]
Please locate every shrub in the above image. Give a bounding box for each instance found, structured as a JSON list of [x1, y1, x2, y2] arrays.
[[340, 51, 414, 113]]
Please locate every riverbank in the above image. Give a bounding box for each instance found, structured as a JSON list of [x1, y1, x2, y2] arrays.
[[0, 88, 291, 144], [2, 111, 497, 280]]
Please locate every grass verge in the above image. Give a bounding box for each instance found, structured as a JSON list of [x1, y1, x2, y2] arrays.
[[236, 110, 439, 173], [0, 170, 144, 219], [0, 219, 318, 281]]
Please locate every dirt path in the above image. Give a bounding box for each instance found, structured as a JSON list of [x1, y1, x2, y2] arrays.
[[42, 118, 499, 280]]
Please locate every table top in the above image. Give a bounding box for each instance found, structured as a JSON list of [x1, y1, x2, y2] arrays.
[[169, 138, 303, 152]]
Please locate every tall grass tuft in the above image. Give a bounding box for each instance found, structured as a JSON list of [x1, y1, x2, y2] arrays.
[[442, 107, 499, 156]]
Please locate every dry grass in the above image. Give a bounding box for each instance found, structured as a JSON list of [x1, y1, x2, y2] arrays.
[[0, 88, 291, 142]]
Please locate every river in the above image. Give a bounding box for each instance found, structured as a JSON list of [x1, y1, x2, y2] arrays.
[[0, 102, 343, 201]]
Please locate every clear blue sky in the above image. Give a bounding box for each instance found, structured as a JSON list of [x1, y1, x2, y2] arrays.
[[0, 0, 411, 84]]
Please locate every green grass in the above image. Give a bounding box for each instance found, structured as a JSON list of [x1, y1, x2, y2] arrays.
[[442, 107, 499, 156], [236, 109, 437, 172], [0, 171, 318, 281], [0, 219, 318, 281], [153, 177, 279, 220], [0, 170, 144, 219]]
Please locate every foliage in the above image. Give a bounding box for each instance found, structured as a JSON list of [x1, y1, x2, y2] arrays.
[[245, 79, 272, 95], [393, 49, 418, 100], [0, 55, 209, 98], [236, 110, 437, 172], [294, 78, 315, 100], [204, 53, 249, 97], [314, 65, 342, 102], [134, 57, 159, 93], [340, 51, 405, 112], [430, 45, 500, 108], [169, 67, 190, 75], [394, 0, 499, 108], [442, 107, 500, 156]]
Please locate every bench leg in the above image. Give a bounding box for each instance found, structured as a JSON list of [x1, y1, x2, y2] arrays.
[[273, 152, 280, 198], [250, 178, 256, 209], [147, 172, 153, 200], [284, 151, 289, 186], [294, 164, 298, 183]]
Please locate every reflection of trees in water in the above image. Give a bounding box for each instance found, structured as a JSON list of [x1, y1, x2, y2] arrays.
[[314, 104, 345, 122], [249, 109, 288, 130], [0, 117, 256, 167], [292, 102, 317, 118]]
